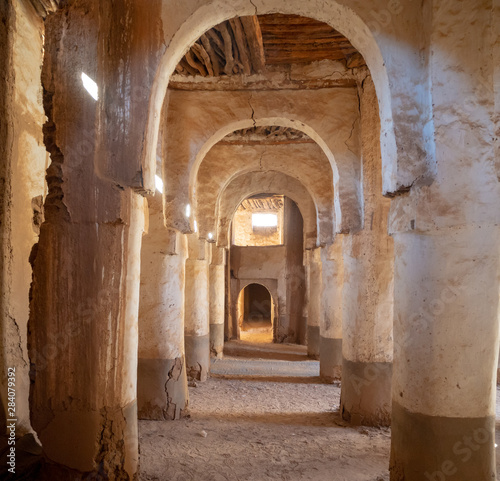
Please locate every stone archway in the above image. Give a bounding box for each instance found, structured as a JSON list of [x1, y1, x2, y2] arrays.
[[140, 0, 428, 199]]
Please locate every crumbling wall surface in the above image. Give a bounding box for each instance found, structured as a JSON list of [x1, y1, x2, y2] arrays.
[[0, 0, 47, 438], [28, 1, 145, 479], [184, 236, 210, 381]]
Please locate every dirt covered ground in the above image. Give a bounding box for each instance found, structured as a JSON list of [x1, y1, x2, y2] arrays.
[[139, 341, 500, 480], [139, 342, 390, 481]]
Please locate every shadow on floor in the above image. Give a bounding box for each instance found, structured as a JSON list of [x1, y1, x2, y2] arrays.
[[192, 410, 346, 427], [210, 374, 328, 384], [223, 339, 310, 362]]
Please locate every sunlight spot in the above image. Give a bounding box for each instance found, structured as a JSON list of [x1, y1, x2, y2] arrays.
[[81, 72, 98, 101]]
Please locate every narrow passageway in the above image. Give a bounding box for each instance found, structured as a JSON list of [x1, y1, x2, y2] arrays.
[[239, 284, 274, 344], [139, 344, 392, 481]]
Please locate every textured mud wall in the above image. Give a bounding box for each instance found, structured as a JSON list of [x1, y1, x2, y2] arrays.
[[216, 171, 318, 249], [389, 2, 500, 478], [305, 248, 322, 358], [229, 199, 304, 342], [144, 0, 432, 200], [0, 0, 46, 437], [209, 244, 226, 357], [165, 87, 359, 233]]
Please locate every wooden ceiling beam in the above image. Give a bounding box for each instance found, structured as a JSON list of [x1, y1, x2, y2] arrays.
[[240, 16, 266, 73], [229, 18, 253, 75]]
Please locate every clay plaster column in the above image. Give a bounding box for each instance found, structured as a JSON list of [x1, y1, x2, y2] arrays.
[[27, 2, 152, 476], [209, 244, 226, 358], [306, 248, 322, 359], [138, 196, 188, 420], [340, 74, 394, 427], [319, 239, 344, 382], [390, 229, 499, 480], [184, 235, 210, 381], [389, 2, 499, 477], [30, 189, 145, 479]]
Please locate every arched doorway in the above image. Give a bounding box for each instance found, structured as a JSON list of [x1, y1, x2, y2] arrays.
[[237, 283, 275, 343]]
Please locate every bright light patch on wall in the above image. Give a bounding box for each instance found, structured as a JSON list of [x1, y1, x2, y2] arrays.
[[81, 72, 98, 101], [208, 232, 213, 240], [154, 175, 163, 193], [185, 204, 191, 218], [194, 220, 198, 233], [252, 213, 278, 228]]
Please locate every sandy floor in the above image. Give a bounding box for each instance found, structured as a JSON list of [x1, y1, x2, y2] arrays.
[[139, 341, 500, 480], [139, 342, 390, 481]]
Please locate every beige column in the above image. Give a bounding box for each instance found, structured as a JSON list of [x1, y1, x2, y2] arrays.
[[319, 239, 344, 382], [389, 2, 499, 478], [306, 248, 322, 359], [184, 235, 210, 381], [340, 75, 394, 427], [138, 197, 188, 420], [209, 244, 226, 358]]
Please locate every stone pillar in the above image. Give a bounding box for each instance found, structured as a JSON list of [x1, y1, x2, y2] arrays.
[[306, 248, 322, 359], [25, 3, 158, 476], [184, 235, 210, 381], [339, 74, 394, 427], [209, 244, 226, 358], [319, 239, 343, 382], [388, 1, 500, 477], [390, 229, 499, 480], [30, 189, 145, 479], [137, 197, 188, 420]]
